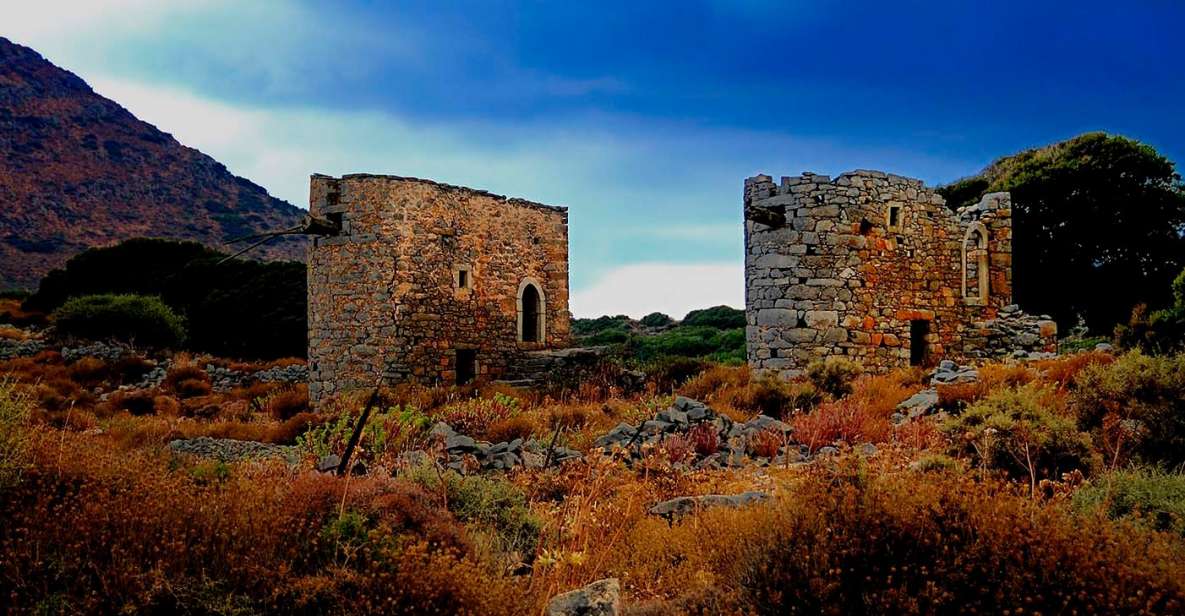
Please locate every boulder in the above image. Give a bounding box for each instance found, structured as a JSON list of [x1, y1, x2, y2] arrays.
[[648, 492, 769, 520], [546, 578, 620, 616]]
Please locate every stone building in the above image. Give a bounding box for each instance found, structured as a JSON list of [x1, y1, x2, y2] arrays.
[[307, 174, 570, 403], [744, 169, 1056, 377]]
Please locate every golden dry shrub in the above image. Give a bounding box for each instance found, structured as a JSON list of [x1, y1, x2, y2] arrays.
[[164, 364, 211, 398], [152, 394, 181, 416], [0, 434, 522, 615], [1035, 350, 1116, 390], [66, 356, 109, 385], [265, 383, 309, 420], [485, 414, 539, 444], [621, 467, 1185, 614], [791, 398, 891, 451]]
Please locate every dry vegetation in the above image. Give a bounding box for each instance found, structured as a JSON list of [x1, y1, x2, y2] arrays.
[[2, 347, 1185, 614]]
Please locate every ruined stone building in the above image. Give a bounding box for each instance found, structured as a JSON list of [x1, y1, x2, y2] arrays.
[[307, 174, 570, 403], [744, 170, 1056, 377]]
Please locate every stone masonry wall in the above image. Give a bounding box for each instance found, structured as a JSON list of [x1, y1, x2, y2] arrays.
[[308, 174, 570, 404], [744, 169, 1047, 377]]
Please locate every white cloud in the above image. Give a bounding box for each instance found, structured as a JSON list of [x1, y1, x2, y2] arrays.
[[570, 262, 743, 319]]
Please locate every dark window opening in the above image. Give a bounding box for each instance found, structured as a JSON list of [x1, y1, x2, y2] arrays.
[[859, 218, 874, 236], [888, 205, 901, 229], [458, 269, 469, 289], [910, 320, 930, 367], [326, 211, 344, 233], [456, 349, 477, 385], [521, 284, 541, 342]]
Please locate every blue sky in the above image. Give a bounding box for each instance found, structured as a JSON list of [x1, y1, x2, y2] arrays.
[[7, 1, 1184, 317]]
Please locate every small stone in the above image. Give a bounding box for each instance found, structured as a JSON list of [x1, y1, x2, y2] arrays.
[[446, 434, 477, 451], [316, 454, 341, 473]]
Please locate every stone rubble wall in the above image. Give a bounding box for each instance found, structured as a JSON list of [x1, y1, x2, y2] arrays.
[[744, 169, 1016, 377], [307, 174, 570, 405], [962, 304, 1058, 360]]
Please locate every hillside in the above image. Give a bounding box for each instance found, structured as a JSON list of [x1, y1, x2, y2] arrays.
[[0, 37, 305, 291]]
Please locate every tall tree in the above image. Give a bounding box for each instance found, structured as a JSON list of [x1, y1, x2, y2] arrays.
[[940, 133, 1185, 331]]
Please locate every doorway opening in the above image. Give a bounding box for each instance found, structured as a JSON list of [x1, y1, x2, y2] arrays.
[[456, 349, 477, 385], [521, 284, 541, 342], [909, 320, 930, 367]]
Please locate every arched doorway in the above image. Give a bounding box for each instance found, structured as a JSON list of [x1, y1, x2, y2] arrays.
[[517, 278, 545, 343]]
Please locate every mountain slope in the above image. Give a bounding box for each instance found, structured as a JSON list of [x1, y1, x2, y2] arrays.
[[0, 37, 305, 290]]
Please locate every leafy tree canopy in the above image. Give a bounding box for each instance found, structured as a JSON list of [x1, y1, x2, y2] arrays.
[[938, 132, 1185, 332]]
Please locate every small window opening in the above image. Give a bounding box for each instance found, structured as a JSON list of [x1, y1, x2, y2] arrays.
[[909, 320, 930, 367], [859, 218, 873, 236], [458, 269, 469, 289], [887, 205, 902, 231], [326, 211, 344, 234], [456, 349, 477, 385]]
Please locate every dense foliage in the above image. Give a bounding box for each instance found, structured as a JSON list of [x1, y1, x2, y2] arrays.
[[26, 238, 306, 359], [681, 305, 745, 329], [1117, 266, 1185, 354], [939, 133, 1185, 332], [51, 294, 187, 348]]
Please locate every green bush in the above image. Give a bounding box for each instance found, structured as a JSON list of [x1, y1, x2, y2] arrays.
[[51, 294, 186, 348], [627, 325, 744, 363], [1071, 351, 1185, 467], [571, 314, 631, 338], [1116, 267, 1185, 354], [682, 305, 745, 329], [806, 357, 863, 398], [26, 238, 306, 359], [1072, 468, 1185, 537], [407, 467, 541, 559], [943, 385, 1093, 493], [640, 312, 673, 328], [0, 382, 33, 489]]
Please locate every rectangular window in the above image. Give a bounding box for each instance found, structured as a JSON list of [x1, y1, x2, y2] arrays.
[[887, 205, 901, 231], [458, 269, 469, 289]]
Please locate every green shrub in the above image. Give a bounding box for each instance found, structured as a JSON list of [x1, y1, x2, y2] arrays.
[[0, 382, 33, 489], [51, 294, 186, 348], [681, 305, 745, 329], [640, 312, 673, 328], [1071, 351, 1185, 467], [740, 377, 821, 418], [628, 325, 745, 363], [806, 357, 863, 398], [943, 385, 1093, 494], [1072, 468, 1185, 537], [571, 314, 631, 338], [1116, 268, 1185, 354], [407, 467, 541, 559], [26, 238, 306, 359]]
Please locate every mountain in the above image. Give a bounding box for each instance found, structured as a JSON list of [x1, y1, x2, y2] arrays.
[[0, 37, 305, 291]]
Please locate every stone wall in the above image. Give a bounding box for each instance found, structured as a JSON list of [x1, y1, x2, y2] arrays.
[[744, 169, 1050, 377], [307, 174, 570, 404]]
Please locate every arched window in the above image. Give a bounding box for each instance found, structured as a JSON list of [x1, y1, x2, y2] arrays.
[[962, 223, 989, 305], [517, 278, 546, 343]]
